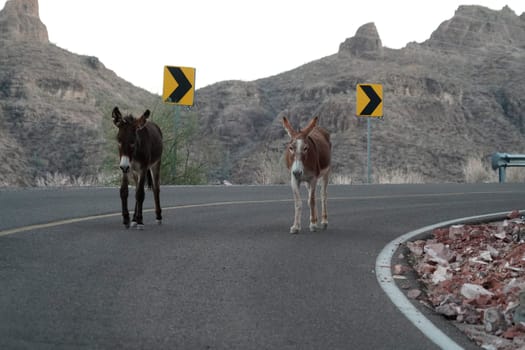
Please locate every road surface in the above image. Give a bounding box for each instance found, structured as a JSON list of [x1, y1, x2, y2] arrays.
[[1, 183, 524, 349]]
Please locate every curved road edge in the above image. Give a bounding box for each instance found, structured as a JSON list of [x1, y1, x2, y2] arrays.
[[0, 199, 295, 237], [375, 210, 523, 350]]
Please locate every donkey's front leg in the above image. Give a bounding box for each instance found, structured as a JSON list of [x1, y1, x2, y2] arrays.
[[132, 171, 147, 230], [306, 180, 319, 232], [290, 177, 302, 234], [120, 173, 130, 228]]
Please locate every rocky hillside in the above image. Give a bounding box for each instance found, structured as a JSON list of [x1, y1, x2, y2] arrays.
[[0, 0, 524, 185], [0, 0, 159, 185], [194, 5, 525, 184]]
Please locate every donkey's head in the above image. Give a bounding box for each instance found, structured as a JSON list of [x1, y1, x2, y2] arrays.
[[112, 106, 150, 173], [282, 116, 318, 180]]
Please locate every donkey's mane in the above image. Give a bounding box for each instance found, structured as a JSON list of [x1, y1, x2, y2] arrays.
[[123, 115, 135, 124]]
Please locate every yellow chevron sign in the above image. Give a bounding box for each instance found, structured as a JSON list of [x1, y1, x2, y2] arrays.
[[163, 66, 195, 106], [356, 84, 383, 117]]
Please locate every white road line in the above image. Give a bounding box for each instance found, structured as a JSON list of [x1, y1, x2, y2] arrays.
[[0, 212, 120, 237], [1, 190, 519, 237], [0, 199, 293, 237], [375, 211, 519, 350]]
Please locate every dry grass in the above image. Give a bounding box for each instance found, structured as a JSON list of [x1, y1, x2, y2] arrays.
[[331, 174, 353, 184], [32, 155, 525, 186], [505, 167, 525, 183], [462, 155, 525, 183], [254, 151, 289, 185], [374, 168, 425, 184], [462, 156, 496, 183], [35, 171, 118, 187]]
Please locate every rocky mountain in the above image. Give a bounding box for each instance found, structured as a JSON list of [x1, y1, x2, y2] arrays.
[[0, 0, 159, 186], [195, 5, 525, 184], [0, 0, 524, 185]]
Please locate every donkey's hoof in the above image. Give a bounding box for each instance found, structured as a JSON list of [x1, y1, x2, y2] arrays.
[[136, 224, 144, 230], [124, 223, 130, 229], [320, 222, 328, 230], [290, 225, 300, 234], [309, 223, 318, 232], [156, 219, 162, 225]]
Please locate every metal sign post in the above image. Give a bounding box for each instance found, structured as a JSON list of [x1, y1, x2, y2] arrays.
[[367, 118, 372, 184], [172, 106, 179, 179], [356, 83, 383, 184]]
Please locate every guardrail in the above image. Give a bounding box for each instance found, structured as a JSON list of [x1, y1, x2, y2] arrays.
[[491, 153, 525, 183]]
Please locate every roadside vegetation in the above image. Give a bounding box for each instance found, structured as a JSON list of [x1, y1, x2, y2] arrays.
[[33, 140, 522, 187], [98, 105, 222, 186], [373, 168, 425, 184], [462, 155, 496, 183], [462, 154, 525, 183], [254, 150, 289, 185]]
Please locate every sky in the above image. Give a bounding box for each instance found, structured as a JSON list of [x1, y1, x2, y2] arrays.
[[1, 0, 524, 94]]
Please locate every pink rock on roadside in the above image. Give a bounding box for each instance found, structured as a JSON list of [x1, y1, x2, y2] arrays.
[[424, 242, 455, 266], [449, 225, 465, 239], [507, 210, 521, 220], [407, 289, 422, 299], [406, 240, 425, 257], [461, 283, 494, 300], [393, 264, 409, 275]]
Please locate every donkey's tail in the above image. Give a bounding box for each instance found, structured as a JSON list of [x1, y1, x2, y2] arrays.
[[146, 170, 153, 189]]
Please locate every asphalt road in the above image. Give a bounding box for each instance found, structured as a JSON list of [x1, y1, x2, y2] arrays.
[[1, 183, 524, 349]]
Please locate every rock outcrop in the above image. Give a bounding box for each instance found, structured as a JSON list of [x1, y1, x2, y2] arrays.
[[426, 5, 525, 50], [0, 0, 48, 42], [338, 22, 383, 58]]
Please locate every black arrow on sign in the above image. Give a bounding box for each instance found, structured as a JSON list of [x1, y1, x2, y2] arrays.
[[360, 85, 382, 116], [167, 67, 192, 103]]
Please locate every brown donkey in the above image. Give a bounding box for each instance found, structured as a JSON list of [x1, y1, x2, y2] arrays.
[[112, 107, 163, 229], [283, 116, 331, 234]]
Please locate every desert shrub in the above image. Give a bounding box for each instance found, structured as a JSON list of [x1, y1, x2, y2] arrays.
[[463, 156, 496, 183], [254, 150, 289, 185]]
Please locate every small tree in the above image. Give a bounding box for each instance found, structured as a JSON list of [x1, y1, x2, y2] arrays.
[[153, 107, 222, 185]]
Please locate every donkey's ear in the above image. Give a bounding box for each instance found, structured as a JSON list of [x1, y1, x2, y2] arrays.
[[112, 107, 122, 126], [137, 109, 150, 129], [301, 116, 318, 136], [282, 117, 296, 138]]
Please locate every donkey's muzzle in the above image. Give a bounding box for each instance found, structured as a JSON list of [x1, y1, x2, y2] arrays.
[[119, 156, 130, 173], [120, 164, 130, 173], [293, 169, 303, 179]]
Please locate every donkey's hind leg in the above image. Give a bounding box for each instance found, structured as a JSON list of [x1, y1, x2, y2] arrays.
[[150, 161, 162, 225], [319, 170, 329, 230], [305, 180, 319, 232]]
